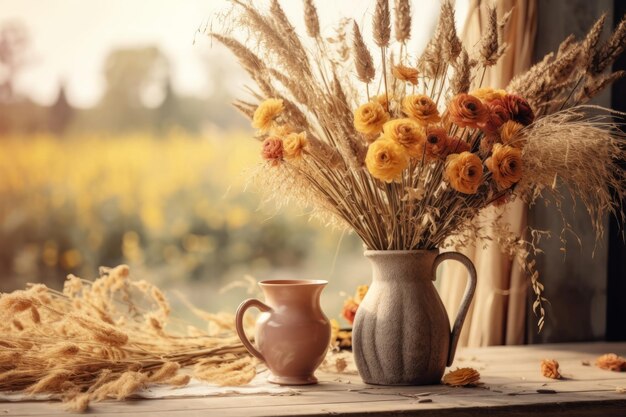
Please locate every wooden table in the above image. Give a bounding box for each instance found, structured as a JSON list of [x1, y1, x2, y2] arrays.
[[3, 342, 626, 416]]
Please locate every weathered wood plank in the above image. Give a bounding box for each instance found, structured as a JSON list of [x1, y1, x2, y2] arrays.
[[2, 343, 625, 417]]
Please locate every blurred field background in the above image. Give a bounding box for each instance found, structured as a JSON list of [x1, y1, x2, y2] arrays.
[[0, 0, 410, 321]]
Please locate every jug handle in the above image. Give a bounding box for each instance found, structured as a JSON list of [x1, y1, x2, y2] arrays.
[[432, 251, 477, 367], [235, 298, 272, 362]]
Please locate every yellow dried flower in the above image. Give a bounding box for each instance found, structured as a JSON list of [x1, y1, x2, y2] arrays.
[[500, 120, 526, 148], [382, 118, 425, 157], [401, 94, 441, 125], [442, 367, 481, 386], [283, 132, 308, 160], [354, 285, 369, 303], [252, 98, 284, 133], [485, 143, 523, 189], [541, 359, 561, 379], [373, 94, 394, 113], [354, 102, 390, 135], [596, 353, 626, 372], [470, 87, 506, 103], [392, 64, 419, 85], [445, 152, 483, 194], [365, 138, 409, 182]]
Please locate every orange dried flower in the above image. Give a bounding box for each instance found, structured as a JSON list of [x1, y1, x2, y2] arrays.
[[354, 102, 390, 135], [342, 285, 368, 325], [442, 367, 481, 386], [382, 118, 425, 157], [445, 152, 483, 194], [442, 137, 471, 158], [500, 120, 526, 148], [392, 64, 419, 85], [596, 353, 626, 372], [261, 137, 284, 166], [415, 126, 449, 161], [252, 98, 284, 133], [365, 138, 409, 182], [448, 94, 489, 129], [485, 144, 523, 189], [401, 94, 441, 125], [541, 359, 561, 379], [503, 94, 535, 126], [342, 299, 359, 324], [480, 99, 510, 133]]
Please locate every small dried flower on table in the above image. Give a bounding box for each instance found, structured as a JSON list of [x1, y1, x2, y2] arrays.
[[442, 368, 481, 387], [596, 354, 626, 372], [541, 359, 562, 379]]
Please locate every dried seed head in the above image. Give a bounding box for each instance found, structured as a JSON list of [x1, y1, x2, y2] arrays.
[[373, 0, 391, 48], [591, 14, 626, 75], [450, 48, 471, 95], [30, 306, 41, 324], [557, 34, 577, 58], [394, 0, 411, 43], [303, 0, 320, 38], [0, 293, 33, 313], [479, 6, 499, 66], [440, 1, 461, 62], [149, 362, 180, 383], [352, 21, 376, 83], [580, 14, 607, 73]]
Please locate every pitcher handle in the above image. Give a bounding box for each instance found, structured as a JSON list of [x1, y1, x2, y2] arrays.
[[235, 298, 272, 362], [432, 251, 477, 367]]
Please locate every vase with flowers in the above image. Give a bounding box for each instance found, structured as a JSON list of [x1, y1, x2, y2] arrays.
[[212, 0, 626, 385]]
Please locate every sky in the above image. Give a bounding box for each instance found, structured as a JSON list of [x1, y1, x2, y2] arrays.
[[0, 0, 452, 108]]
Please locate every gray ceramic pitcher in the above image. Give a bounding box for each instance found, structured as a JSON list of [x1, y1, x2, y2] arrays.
[[352, 250, 477, 385]]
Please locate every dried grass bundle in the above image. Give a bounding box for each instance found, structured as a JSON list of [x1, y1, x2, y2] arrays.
[[211, 1, 626, 331], [0, 265, 256, 412]]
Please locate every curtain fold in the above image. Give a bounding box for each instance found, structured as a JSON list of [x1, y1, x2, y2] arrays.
[[438, 0, 537, 347]]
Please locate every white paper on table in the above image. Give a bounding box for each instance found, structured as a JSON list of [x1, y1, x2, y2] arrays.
[[0, 373, 296, 402]]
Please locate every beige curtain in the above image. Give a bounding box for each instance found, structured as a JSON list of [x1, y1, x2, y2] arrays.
[[438, 0, 537, 346]]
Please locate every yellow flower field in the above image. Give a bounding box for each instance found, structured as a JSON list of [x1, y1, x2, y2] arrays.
[[0, 131, 354, 291]]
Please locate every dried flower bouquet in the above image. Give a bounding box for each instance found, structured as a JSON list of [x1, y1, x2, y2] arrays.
[[212, 0, 625, 327]]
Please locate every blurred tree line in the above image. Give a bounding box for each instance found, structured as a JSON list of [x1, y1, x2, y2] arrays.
[[0, 21, 248, 135]]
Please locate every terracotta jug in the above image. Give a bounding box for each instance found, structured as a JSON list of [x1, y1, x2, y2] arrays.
[[235, 279, 331, 385], [352, 250, 477, 385]]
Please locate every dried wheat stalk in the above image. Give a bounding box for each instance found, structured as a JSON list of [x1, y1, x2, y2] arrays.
[[0, 265, 256, 412]]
